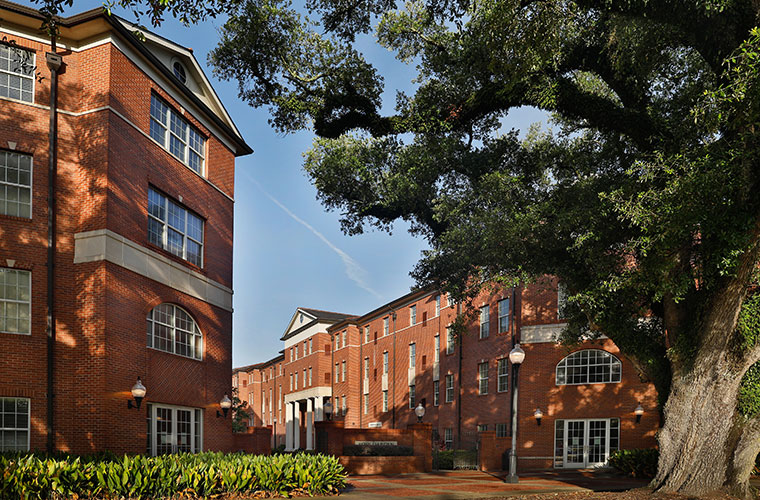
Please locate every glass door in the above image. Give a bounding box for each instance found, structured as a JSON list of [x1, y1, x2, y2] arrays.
[[565, 420, 586, 467], [148, 405, 202, 455], [561, 419, 617, 468]]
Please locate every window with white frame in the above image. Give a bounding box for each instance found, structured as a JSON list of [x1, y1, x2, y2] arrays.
[[278, 386, 282, 410], [147, 403, 202, 455], [342, 330, 347, 347], [0, 151, 32, 218], [148, 187, 203, 267], [363, 393, 369, 414], [382, 390, 388, 412], [446, 326, 455, 354], [335, 397, 340, 416], [477, 424, 488, 432], [309, 338, 313, 354], [0, 45, 34, 103], [445, 374, 454, 402], [341, 395, 346, 415], [146, 303, 202, 360], [444, 428, 453, 449], [364, 325, 370, 343], [302, 368, 306, 388], [478, 362, 489, 395], [498, 299, 509, 333], [383, 351, 389, 374], [479, 305, 489, 338], [149, 94, 206, 175], [308, 367, 312, 386], [294, 371, 298, 388], [334, 363, 339, 383], [410, 305, 417, 325], [498, 358, 509, 392], [496, 423, 508, 437], [341, 360, 346, 382], [434, 335, 440, 363], [433, 380, 439, 406], [409, 384, 416, 408], [556, 349, 622, 385], [435, 295, 441, 316], [290, 373, 293, 391], [383, 317, 389, 336], [364, 357, 369, 379], [304, 341, 307, 356], [0, 268, 30, 335], [409, 343, 416, 368], [0, 397, 29, 451]]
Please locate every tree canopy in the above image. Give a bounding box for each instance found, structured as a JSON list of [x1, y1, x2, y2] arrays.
[[210, 0, 760, 495]]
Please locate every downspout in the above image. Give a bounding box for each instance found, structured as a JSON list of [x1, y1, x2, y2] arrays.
[[391, 308, 397, 429], [330, 332, 334, 416], [456, 299, 462, 449], [45, 38, 62, 454], [359, 329, 363, 428]]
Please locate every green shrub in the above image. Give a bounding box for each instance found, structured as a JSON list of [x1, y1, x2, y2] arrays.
[[343, 445, 414, 456], [432, 449, 478, 470], [0, 451, 347, 499], [608, 448, 659, 478]]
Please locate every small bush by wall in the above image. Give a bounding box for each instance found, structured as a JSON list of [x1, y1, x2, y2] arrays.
[[433, 449, 478, 470], [608, 449, 659, 478], [343, 445, 414, 456], [0, 451, 347, 499]]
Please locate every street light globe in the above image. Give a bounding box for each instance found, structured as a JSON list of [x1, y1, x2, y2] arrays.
[[220, 393, 232, 410], [634, 404, 644, 416], [131, 377, 146, 399], [509, 344, 525, 365], [415, 403, 425, 422], [324, 400, 333, 417]]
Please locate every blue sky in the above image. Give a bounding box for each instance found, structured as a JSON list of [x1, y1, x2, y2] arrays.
[[44, 1, 548, 366]]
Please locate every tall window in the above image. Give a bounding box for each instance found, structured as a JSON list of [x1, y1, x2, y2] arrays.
[[0, 151, 31, 218], [308, 367, 312, 386], [556, 349, 622, 385], [364, 358, 370, 379], [382, 390, 388, 412], [302, 368, 306, 388], [364, 326, 370, 343], [341, 360, 346, 382], [445, 374, 454, 402], [149, 94, 206, 174], [341, 395, 346, 415], [498, 299, 509, 333], [148, 187, 203, 267], [334, 363, 339, 383], [278, 386, 282, 410], [478, 362, 489, 395], [498, 358, 509, 392], [383, 351, 389, 374], [0, 45, 34, 103], [0, 268, 30, 335], [444, 428, 453, 449], [294, 371, 298, 389], [435, 295, 441, 316], [309, 338, 313, 354], [363, 393, 369, 414], [434, 335, 440, 363], [410, 305, 417, 325], [146, 303, 202, 360], [0, 397, 29, 451], [433, 380, 440, 406], [409, 343, 416, 368], [383, 316, 389, 336], [446, 327, 455, 354], [342, 330, 347, 347], [496, 423, 508, 437], [409, 385, 416, 408], [479, 305, 490, 339], [304, 340, 307, 356]]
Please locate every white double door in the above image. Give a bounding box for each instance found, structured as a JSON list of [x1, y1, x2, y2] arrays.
[[563, 419, 615, 468], [148, 404, 202, 455]]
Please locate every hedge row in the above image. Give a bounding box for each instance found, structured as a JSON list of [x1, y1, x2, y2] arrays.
[[0, 451, 347, 499], [608, 448, 659, 478]]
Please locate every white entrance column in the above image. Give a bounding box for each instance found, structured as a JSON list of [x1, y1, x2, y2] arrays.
[[285, 402, 294, 451], [293, 401, 301, 450], [315, 396, 324, 422], [306, 398, 314, 450]]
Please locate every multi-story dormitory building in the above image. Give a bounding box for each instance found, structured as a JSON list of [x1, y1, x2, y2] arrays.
[[0, 1, 251, 455], [237, 280, 659, 470]]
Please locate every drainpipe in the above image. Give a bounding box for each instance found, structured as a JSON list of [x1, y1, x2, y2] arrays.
[[359, 330, 363, 428], [456, 299, 462, 449], [45, 38, 62, 454], [391, 308, 397, 429]]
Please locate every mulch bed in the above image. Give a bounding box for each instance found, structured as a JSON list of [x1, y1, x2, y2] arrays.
[[484, 488, 741, 500]]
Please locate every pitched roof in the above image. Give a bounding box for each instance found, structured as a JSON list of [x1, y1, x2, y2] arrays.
[[280, 307, 357, 341], [298, 307, 356, 323]]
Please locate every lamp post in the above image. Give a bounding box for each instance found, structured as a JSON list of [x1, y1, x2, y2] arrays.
[[415, 403, 426, 423], [127, 377, 146, 410], [217, 393, 232, 418], [324, 399, 333, 421], [506, 344, 525, 483]]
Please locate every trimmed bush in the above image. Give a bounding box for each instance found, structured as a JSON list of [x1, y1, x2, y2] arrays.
[[608, 448, 659, 478], [343, 445, 414, 456], [432, 449, 478, 470], [0, 451, 347, 499]]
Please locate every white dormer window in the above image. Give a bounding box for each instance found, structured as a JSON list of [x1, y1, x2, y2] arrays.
[[172, 60, 187, 84]]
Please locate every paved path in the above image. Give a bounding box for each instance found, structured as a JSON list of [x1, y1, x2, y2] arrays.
[[331, 470, 650, 499]]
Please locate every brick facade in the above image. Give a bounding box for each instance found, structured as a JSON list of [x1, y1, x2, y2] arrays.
[[239, 280, 658, 470], [0, 3, 249, 455]]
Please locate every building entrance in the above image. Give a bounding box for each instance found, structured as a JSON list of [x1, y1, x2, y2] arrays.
[[557, 418, 619, 468]]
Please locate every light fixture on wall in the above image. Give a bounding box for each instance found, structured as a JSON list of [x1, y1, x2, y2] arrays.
[[127, 377, 146, 410], [217, 393, 232, 418], [415, 403, 426, 423], [534, 408, 543, 426], [634, 404, 644, 424], [324, 399, 333, 421]]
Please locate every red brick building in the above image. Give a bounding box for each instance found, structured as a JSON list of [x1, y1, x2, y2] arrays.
[[0, 1, 250, 454], [238, 279, 658, 469]]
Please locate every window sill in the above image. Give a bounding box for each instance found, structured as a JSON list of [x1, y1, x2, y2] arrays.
[[0, 213, 33, 223], [147, 345, 203, 362], [0, 330, 31, 336]]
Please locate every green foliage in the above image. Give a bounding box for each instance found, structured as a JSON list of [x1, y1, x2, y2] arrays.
[[0, 451, 347, 499], [343, 445, 414, 456], [608, 449, 659, 479], [231, 387, 251, 433], [432, 449, 478, 470]]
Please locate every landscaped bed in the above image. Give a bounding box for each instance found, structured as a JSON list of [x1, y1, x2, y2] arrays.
[[482, 489, 740, 500], [0, 451, 347, 499]]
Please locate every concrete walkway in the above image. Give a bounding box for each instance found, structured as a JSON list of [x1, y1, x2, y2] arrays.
[[333, 470, 651, 499]]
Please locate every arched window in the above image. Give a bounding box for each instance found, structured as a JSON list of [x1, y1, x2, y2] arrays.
[[556, 349, 621, 385], [146, 304, 202, 360]]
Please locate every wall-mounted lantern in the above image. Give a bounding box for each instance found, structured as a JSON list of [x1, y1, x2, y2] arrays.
[[217, 393, 232, 418], [415, 403, 426, 423], [634, 404, 644, 424], [324, 399, 333, 421], [534, 408, 543, 426], [127, 377, 146, 410]]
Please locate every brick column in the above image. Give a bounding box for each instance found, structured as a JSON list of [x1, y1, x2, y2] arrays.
[[408, 423, 432, 472], [315, 420, 345, 456]]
